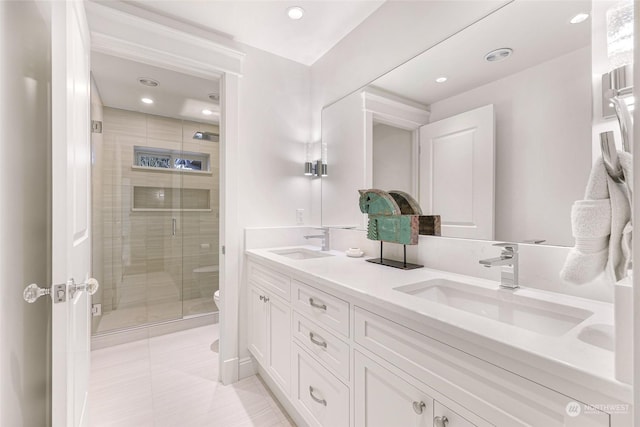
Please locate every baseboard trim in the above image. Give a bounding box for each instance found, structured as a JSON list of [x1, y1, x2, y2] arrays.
[[239, 356, 257, 379], [91, 313, 217, 350], [221, 357, 239, 385]]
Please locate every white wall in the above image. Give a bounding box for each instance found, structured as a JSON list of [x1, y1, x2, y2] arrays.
[[237, 45, 311, 228], [321, 91, 366, 227], [372, 123, 413, 193], [428, 47, 592, 246], [234, 45, 312, 368], [0, 1, 51, 426]]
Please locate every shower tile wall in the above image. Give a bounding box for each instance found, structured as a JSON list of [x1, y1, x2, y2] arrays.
[[93, 107, 219, 334]]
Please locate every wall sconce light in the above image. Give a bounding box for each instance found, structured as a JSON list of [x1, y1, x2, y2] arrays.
[[304, 141, 327, 177], [304, 159, 327, 177]]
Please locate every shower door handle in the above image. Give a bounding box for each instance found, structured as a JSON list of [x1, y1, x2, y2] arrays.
[[172, 218, 177, 236]]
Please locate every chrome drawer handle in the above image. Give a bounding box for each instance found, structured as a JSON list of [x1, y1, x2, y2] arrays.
[[309, 332, 328, 348], [413, 401, 426, 415], [433, 415, 449, 427], [309, 297, 327, 310], [309, 386, 327, 406]]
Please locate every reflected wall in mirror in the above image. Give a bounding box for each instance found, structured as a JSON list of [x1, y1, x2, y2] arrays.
[[321, 0, 595, 246]]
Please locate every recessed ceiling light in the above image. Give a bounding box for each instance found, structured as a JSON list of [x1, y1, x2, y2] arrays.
[[138, 77, 159, 87], [435, 77, 447, 83], [484, 48, 513, 63], [570, 13, 589, 24], [287, 6, 304, 20], [202, 109, 213, 116], [141, 97, 154, 104]]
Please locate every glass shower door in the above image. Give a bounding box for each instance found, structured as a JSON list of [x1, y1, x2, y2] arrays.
[[91, 109, 219, 335]]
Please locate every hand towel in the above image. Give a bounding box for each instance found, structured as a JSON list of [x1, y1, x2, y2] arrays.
[[605, 151, 633, 282], [560, 199, 610, 284], [561, 151, 633, 285]]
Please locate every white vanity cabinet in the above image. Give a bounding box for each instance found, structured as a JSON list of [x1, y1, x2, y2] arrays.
[[353, 307, 609, 427], [354, 350, 485, 427], [247, 263, 291, 396], [245, 258, 615, 427]]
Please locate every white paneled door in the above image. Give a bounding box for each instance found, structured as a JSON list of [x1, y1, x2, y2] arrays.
[[51, 1, 93, 426], [419, 104, 495, 240]]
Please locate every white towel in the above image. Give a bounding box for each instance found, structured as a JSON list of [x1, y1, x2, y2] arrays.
[[560, 151, 633, 284], [606, 151, 633, 281]]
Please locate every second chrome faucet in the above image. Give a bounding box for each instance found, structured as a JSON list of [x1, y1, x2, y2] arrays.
[[304, 227, 330, 251], [479, 243, 519, 289]]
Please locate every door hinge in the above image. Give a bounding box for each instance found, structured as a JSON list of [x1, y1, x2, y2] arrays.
[[221, 245, 226, 255], [91, 120, 102, 133], [91, 303, 102, 316]]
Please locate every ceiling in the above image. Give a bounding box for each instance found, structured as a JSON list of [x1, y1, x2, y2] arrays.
[[92, 52, 221, 123], [126, 0, 386, 65], [371, 0, 591, 106]]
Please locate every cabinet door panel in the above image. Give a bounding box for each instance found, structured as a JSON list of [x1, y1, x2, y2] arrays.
[[355, 351, 433, 427], [248, 285, 267, 365], [268, 295, 291, 395]]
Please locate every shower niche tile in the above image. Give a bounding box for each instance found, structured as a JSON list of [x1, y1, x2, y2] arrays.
[[133, 186, 211, 211]]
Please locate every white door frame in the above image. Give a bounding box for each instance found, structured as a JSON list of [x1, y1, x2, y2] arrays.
[[84, 2, 245, 385], [362, 89, 430, 199]]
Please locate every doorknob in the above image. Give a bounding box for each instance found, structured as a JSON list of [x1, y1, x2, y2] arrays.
[[23, 278, 99, 303], [69, 278, 99, 298]]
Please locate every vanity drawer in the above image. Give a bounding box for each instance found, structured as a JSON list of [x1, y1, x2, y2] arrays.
[[292, 280, 349, 337], [354, 306, 609, 427], [434, 401, 478, 427], [293, 343, 350, 427], [293, 311, 350, 382], [248, 261, 290, 301]]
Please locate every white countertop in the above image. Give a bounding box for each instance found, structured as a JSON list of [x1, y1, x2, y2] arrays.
[[246, 245, 632, 404]]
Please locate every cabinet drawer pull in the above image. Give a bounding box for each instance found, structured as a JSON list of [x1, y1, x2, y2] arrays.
[[259, 295, 264, 301], [412, 401, 426, 415], [433, 415, 448, 427], [309, 332, 328, 348], [264, 296, 269, 302], [309, 297, 327, 310], [309, 386, 327, 406]]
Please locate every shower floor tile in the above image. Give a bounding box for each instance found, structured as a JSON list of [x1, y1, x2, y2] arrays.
[[89, 324, 295, 427]]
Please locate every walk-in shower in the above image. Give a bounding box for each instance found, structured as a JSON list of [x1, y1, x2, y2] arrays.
[[90, 52, 221, 339]]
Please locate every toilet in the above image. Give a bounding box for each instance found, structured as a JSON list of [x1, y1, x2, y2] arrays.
[[213, 289, 220, 311]]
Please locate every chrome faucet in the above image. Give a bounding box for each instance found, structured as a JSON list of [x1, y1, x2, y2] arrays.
[[479, 243, 519, 289], [304, 227, 330, 251]]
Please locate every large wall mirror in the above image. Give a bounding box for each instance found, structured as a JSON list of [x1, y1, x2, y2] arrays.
[[320, 0, 605, 247]]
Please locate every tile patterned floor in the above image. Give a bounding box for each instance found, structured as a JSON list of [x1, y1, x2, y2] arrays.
[[89, 324, 295, 427]]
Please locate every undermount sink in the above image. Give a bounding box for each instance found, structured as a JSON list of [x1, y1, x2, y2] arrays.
[[270, 247, 334, 260], [577, 324, 614, 351], [394, 279, 592, 336]]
